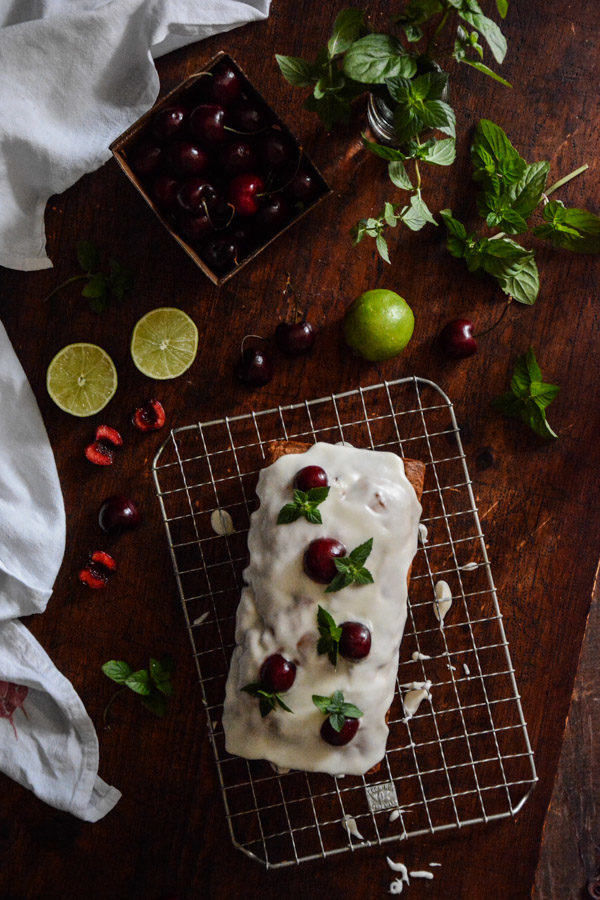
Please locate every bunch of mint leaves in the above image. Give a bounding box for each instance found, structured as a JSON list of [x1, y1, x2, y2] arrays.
[[277, 486, 330, 525], [312, 690, 363, 732], [241, 681, 293, 718], [316, 605, 343, 666], [441, 119, 600, 304], [326, 537, 374, 593], [44, 240, 133, 312], [276, 3, 510, 261], [102, 656, 174, 722], [493, 347, 560, 439]]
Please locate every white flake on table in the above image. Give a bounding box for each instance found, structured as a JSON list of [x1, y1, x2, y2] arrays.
[[386, 858, 409, 881], [411, 651, 431, 661], [460, 561, 479, 571], [389, 879, 404, 894], [463, 663, 471, 676], [410, 871, 434, 880], [341, 814, 364, 840], [192, 611, 210, 626], [418, 523, 428, 544], [388, 808, 402, 822], [433, 580, 452, 623], [210, 508, 234, 536]]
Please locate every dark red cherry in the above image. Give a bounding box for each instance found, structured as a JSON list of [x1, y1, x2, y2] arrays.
[[151, 175, 179, 209], [151, 104, 188, 141], [286, 168, 318, 204], [230, 100, 268, 133], [210, 62, 243, 104], [294, 465, 328, 492], [176, 211, 213, 243], [189, 103, 228, 144], [260, 129, 296, 170], [439, 318, 477, 359], [275, 320, 316, 355], [259, 654, 296, 693], [176, 178, 219, 215], [320, 716, 360, 746], [256, 195, 291, 233], [235, 346, 273, 387], [229, 173, 265, 216], [303, 538, 346, 584], [130, 140, 163, 176], [98, 496, 141, 537], [166, 140, 209, 177], [220, 139, 257, 175], [339, 622, 372, 661], [203, 236, 239, 273]]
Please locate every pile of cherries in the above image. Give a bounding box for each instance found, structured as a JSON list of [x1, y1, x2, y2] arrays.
[[128, 57, 322, 277]]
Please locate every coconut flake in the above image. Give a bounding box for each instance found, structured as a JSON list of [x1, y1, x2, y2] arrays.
[[418, 523, 429, 544], [433, 580, 452, 623], [210, 508, 234, 536], [342, 815, 364, 841]]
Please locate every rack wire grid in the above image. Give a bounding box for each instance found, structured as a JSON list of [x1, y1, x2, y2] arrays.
[[152, 377, 537, 869]]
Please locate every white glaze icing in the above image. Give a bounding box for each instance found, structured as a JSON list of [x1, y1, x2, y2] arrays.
[[386, 859, 409, 881], [460, 561, 478, 571], [410, 871, 434, 880], [192, 611, 210, 627], [210, 507, 235, 536], [341, 814, 364, 840], [389, 880, 404, 894], [388, 808, 401, 822], [411, 651, 430, 661], [433, 580, 452, 623], [463, 663, 471, 676], [418, 523, 428, 544], [222, 442, 422, 775], [402, 681, 432, 721]]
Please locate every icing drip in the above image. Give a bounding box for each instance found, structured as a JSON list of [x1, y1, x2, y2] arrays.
[[433, 580, 452, 623], [210, 508, 234, 536]]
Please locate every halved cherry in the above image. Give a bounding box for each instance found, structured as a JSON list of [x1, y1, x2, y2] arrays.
[[79, 551, 116, 589], [85, 426, 123, 466], [132, 399, 166, 432]]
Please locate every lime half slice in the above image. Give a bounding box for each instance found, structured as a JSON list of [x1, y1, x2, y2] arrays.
[[130, 307, 198, 379], [46, 343, 117, 417]]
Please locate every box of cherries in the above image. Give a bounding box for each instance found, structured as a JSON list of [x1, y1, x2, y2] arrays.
[[110, 52, 332, 285]]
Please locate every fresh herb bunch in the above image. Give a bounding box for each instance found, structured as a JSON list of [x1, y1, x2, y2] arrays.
[[276, 2, 510, 261], [493, 347, 559, 439], [316, 605, 343, 666], [241, 681, 294, 718], [277, 486, 330, 525], [101, 656, 174, 724], [44, 240, 133, 312], [312, 690, 364, 732], [326, 537, 374, 593], [441, 119, 600, 305]]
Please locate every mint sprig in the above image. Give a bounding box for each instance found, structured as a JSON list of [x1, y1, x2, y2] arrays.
[[241, 682, 294, 718], [277, 486, 330, 525], [102, 655, 174, 724], [493, 347, 560, 439], [44, 240, 133, 312], [312, 689, 364, 732], [325, 537, 374, 593], [317, 605, 342, 666]]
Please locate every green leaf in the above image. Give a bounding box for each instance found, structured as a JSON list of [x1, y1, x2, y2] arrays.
[[304, 91, 352, 129], [523, 345, 542, 382], [307, 486, 329, 504], [496, 0, 508, 17], [402, 193, 437, 230], [343, 34, 417, 83], [403, 24, 423, 42], [508, 161, 550, 218], [274, 694, 294, 713], [375, 233, 391, 263], [125, 669, 152, 696], [388, 159, 413, 190], [459, 2, 507, 63], [81, 272, 107, 299], [275, 54, 318, 87], [325, 572, 353, 593], [312, 694, 332, 714], [362, 134, 406, 161], [493, 348, 559, 439], [420, 100, 456, 137], [327, 8, 366, 57], [101, 660, 132, 685], [471, 119, 527, 188], [393, 103, 422, 142], [349, 537, 373, 567], [352, 568, 375, 585], [419, 137, 456, 166], [340, 702, 364, 719], [329, 712, 346, 732], [530, 381, 560, 409], [141, 692, 167, 717], [304, 508, 323, 525], [496, 254, 539, 305], [394, 0, 444, 27], [277, 504, 303, 524], [384, 201, 399, 226], [77, 240, 100, 273], [533, 201, 600, 253], [259, 695, 276, 717], [460, 58, 512, 87], [149, 657, 175, 695]]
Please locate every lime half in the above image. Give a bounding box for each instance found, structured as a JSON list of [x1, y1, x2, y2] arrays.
[[47, 343, 117, 417], [130, 307, 198, 379]]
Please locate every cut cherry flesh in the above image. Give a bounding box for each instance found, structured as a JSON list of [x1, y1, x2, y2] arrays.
[[303, 538, 347, 584], [166, 140, 209, 177], [132, 399, 166, 432], [229, 173, 265, 216], [176, 178, 219, 215], [151, 104, 188, 141], [439, 318, 477, 359], [189, 103, 228, 144], [293, 465, 329, 492], [85, 425, 123, 466], [320, 716, 359, 746], [79, 550, 116, 589], [210, 62, 243, 105], [339, 622, 372, 661], [235, 346, 274, 387], [275, 320, 316, 356], [98, 496, 141, 537], [259, 654, 296, 693]]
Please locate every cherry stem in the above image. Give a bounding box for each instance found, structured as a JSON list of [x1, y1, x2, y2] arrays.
[[43, 273, 89, 303], [282, 273, 303, 323], [203, 199, 235, 230], [102, 687, 128, 729], [258, 144, 304, 198], [474, 297, 513, 339], [224, 125, 270, 137], [240, 333, 267, 355]]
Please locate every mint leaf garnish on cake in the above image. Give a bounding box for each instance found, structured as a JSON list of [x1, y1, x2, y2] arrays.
[[317, 605, 343, 666], [277, 486, 330, 525], [325, 537, 374, 592]]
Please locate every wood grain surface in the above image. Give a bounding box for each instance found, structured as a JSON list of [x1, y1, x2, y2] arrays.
[[1, 2, 599, 898]]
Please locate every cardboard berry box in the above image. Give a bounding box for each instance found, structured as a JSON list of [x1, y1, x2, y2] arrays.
[[110, 51, 332, 286]]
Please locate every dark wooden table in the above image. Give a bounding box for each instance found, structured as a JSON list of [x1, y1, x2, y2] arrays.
[[1, 2, 599, 898]]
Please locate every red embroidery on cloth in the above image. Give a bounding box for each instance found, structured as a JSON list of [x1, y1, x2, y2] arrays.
[[0, 680, 28, 738]]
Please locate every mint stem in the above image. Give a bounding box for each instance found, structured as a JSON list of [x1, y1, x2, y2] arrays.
[[43, 273, 89, 303], [102, 687, 127, 729], [546, 163, 589, 198]]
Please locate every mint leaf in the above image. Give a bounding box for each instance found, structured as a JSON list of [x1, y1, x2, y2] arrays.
[[388, 159, 413, 190], [471, 119, 527, 190], [325, 571, 354, 593], [402, 193, 437, 230], [277, 504, 304, 524], [349, 537, 373, 567], [326, 538, 374, 592], [459, 58, 512, 87], [149, 656, 175, 696], [508, 160, 550, 218], [328, 8, 367, 57], [419, 138, 456, 166], [493, 348, 559, 439], [276, 54, 318, 87], [125, 669, 152, 696], [277, 485, 330, 525], [343, 34, 417, 83], [375, 233, 391, 263], [81, 272, 107, 299], [420, 99, 456, 136], [458, 1, 507, 63], [362, 134, 406, 161], [102, 660, 132, 684], [141, 693, 167, 717], [312, 694, 332, 715], [317, 605, 342, 666], [242, 681, 294, 717], [495, 253, 539, 305], [533, 200, 600, 253], [312, 691, 364, 731], [77, 240, 101, 273]]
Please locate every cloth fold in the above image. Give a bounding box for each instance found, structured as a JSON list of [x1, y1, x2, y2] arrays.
[[0, 0, 271, 271]]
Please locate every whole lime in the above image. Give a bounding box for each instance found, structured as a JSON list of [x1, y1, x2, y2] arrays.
[[343, 289, 415, 362]]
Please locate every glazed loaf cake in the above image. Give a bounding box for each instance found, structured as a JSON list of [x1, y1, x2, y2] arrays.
[[222, 441, 424, 776]]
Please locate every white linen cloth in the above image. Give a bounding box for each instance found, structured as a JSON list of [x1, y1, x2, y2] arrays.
[[0, 0, 271, 271], [0, 320, 120, 820]]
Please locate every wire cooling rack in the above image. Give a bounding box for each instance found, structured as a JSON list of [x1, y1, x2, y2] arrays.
[[152, 377, 537, 869]]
